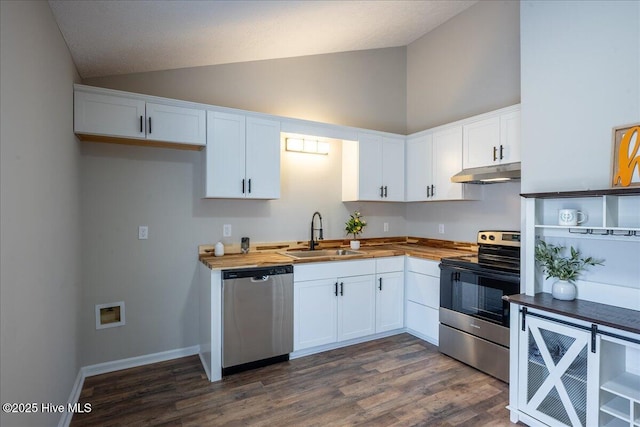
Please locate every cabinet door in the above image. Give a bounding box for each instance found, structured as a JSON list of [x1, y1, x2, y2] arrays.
[[204, 111, 246, 198], [245, 117, 281, 199], [405, 134, 433, 201], [405, 271, 439, 309], [356, 133, 383, 200], [74, 91, 145, 139], [145, 102, 206, 145], [463, 116, 500, 169], [500, 110, 521, 164], [381, 137, 405, 201], [294, 278, 338, 351], [519, 315, 598, 427], [375, 271, 404, 333], [432, 126, 464, 201], [337, 275, 376, 341]]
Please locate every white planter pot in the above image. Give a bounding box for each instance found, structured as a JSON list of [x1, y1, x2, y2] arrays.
[[350, 240, 360, 250], [552, 280, 577, 301]]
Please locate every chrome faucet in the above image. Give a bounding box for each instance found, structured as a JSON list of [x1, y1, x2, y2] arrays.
[[310, 211, 324, 250]]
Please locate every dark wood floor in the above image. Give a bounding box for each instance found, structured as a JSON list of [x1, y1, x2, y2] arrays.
[[71, 334, 519, 426]]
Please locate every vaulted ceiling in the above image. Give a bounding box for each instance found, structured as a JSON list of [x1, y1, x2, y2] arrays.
[[48, 0, 477, 78]]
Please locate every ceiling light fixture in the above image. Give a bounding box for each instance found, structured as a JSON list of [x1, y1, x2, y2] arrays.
[[285, 138, 329, 155]]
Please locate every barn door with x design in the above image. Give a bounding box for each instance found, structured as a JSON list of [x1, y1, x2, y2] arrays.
[[519, 314, 599, 427]]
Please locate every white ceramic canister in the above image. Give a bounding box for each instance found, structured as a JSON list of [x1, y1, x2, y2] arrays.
[[214, 242, 224, 257]]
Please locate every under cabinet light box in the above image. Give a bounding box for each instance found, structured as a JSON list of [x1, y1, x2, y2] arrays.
[[285, 138, 329, 155], [95, 301, 125, 329]]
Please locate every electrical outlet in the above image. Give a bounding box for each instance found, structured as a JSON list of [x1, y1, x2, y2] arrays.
[[383, 222, 389, 232], [223, 224, 232, 237], [138, 226, 148, 240], [438, 224, 445, 234]]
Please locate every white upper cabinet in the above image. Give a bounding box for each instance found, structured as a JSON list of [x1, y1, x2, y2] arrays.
[[204, 111, 281, 199], [144, 102, 206, 145], [405, 133, 433, 201], [463, 106, 521, 169], [74, 91, 146, 139], [342, 132, 405, 201], [406, 126, 480, 201], [74, 86, 206, 148]]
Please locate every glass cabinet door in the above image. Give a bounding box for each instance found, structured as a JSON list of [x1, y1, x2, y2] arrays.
[[519, 314, 599, 427]]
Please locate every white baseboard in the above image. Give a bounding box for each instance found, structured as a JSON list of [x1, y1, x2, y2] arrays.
[[82, 345, 200, 377], [59, 345, 200, 427], [290, 329, 405, 359], [57, 369, 85, 427], [405, 328, 438, 347]]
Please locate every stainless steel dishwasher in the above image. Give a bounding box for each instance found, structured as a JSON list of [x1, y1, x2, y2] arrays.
[[222, 265, 294, 375]]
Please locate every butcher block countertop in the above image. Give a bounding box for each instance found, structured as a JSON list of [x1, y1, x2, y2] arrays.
[[199, 237, 477, 270]]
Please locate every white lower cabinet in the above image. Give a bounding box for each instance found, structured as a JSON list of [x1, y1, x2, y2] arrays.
[[294, 278, 339, 349], [512, 306, 640, 427], [375, 257, 405, 333], [405, 257, 441, 344], [518, 314, 598, 427], [338, 275, 376, 341], [598, 337, 640, 427], [293, 260, 376, 352]]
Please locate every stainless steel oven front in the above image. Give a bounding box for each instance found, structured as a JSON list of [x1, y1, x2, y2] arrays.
[[439, 262, 519, 382]]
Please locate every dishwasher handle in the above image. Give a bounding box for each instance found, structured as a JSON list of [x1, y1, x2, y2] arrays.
[[251, 275, 270, 282], [223, 265, 293, 280]]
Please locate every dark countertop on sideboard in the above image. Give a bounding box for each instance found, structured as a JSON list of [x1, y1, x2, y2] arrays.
[[505, 292, 640, 335]]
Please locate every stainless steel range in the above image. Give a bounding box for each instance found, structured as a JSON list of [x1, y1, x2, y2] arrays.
[[439, 230, 521, 382]]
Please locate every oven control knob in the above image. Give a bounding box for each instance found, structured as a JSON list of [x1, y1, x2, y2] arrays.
[[489, 235, 495, 240], [480, 234, 487, 240]]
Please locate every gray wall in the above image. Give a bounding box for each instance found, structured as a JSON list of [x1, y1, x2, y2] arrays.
[[79, 140, 406, 365], [78, 1, 522, 365], [406, 0, 521, 133], [521, 0, 640, 193], [404, 0, 522, 242], [0, 1, 81, 426], [84, 47, 407, 135]]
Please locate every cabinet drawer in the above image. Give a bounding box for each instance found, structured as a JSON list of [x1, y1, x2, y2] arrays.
[[406, 257, 440, 276], [405, 271, 440, 309], [294, 259, 375, 282], [376, 256, 404, 273], [406, 301, 439, 342]]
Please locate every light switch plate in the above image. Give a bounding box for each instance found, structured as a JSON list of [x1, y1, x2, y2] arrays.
[[223, 224, 232, 237], [138, 226, 148, 240]]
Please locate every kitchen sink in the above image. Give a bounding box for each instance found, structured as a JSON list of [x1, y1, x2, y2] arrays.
[[280, 249, 364, 259]]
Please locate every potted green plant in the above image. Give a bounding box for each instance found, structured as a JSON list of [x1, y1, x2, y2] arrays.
[[345, 211, 367, 249], [534, 240, 604, 300]]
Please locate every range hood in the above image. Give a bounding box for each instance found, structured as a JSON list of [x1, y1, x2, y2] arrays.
[[451, 162, 521, 184]]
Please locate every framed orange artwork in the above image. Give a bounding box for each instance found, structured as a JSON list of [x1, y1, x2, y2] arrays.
[[611, 123, 640, 188]]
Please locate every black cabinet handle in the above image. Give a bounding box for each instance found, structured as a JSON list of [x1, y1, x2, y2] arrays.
[[140, 115, 143, 133], [148, 117, 152, 134], [248, 179, 252, 194], [340, 282, 344, 296], [384, 186, 388, 197], [242, 179, 245, 194], [427, 186, 431, 198], [334, 282, 338, 296], [521, 307, 527, 332], [499, 145, 504, 160], [379, 186, 384, 198], [431, 185, 435, 197], [591, 324, 598, 353], [378, 277, 382, 291], [493, 146, 497, 161]]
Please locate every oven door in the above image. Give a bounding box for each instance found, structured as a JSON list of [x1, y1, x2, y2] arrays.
[[439, 264, 519, 327]]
